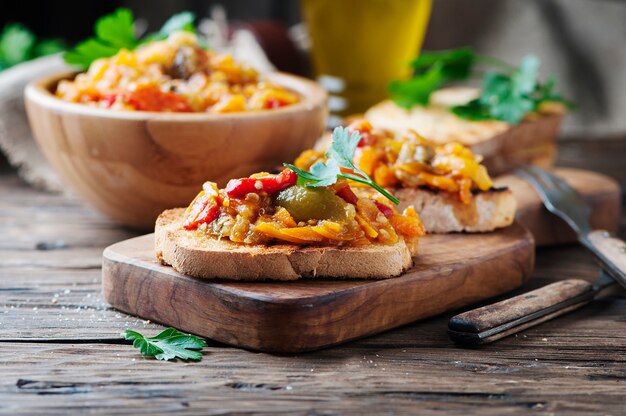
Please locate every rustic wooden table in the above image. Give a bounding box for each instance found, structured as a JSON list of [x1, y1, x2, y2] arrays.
[[1, 139, 624, 415]]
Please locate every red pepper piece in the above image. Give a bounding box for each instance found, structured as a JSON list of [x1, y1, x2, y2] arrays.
[[373, 200, 394, 218], [335, 184, 359, 205], [126, 85, 192, 112], [355, 131, 374, 148], [265, 97, 289, 109], [348, 121, 374, 147], [226, 169, 297, 198], [183, 193, 220, 230], [101, 94, 117, 108]]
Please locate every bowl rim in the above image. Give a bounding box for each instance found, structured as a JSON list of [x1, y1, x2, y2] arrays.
[[25, 70, 327, 121]]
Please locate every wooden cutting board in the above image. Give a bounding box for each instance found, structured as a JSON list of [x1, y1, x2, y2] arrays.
[[500, 167, 621, 246], [103, 223, 533, 353]]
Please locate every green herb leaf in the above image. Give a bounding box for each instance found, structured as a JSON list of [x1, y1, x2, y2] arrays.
[[479, 71, 535, 124], [0, 24, 35, 67], [411, 47, 475, 80], [451, 99, 492, 121], [64, 8, 137, 69], [285, 159, 341, 188], [389, 48, 476, 109], [95, 8, 136, 49], [453, 55, 546, 124], [391, 48, 573, 123], [513, 55, 540, 94], [388, 62, 444, 108], [63, 38, 119, 68], [285, 127, 400, 205], [141, 11, 197, 44], [64, 9, 200, 69], [0, 24, 67, 70], [32, 38, 66, 57], [159, 12, 196, 36], [533, 75, 575, 108], [326, 127, 362, 171], [123, 327, 207, 361]]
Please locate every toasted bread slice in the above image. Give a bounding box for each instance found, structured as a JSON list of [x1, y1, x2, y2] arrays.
[[393, 188, 517, 233], [155, 208, 413, 281], [365, 88, 564, 176]]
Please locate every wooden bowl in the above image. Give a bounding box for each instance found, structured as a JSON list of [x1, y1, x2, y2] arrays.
[[25, 71, 327, 229]]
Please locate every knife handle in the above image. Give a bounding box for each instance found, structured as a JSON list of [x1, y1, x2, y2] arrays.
[[448, 279, 595, 346], [584, 230, 626, 287]]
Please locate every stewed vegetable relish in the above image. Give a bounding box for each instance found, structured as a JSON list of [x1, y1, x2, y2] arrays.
[[56, 32, 299, 113], [182, 169, 425, 250], [295, 120, 494, 204]]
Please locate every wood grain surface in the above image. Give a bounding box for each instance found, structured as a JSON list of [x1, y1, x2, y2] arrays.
[[1, 138, 625, 415], [449, 279, 593, 333], [497, 167, 621, 246], [102, 224, 533, 352], [586, 230, 626, 279]]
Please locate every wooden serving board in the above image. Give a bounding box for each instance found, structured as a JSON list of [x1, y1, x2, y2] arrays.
[[500, 167, 621, 246], [102, 223, 533, 353]]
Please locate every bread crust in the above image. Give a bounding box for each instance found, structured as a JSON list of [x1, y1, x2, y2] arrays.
[[155, 208, 413, 281], [393, 188, 517, 233]]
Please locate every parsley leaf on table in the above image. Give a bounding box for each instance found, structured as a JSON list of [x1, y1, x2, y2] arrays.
[[285, 127, 400, 205], [123, 327, 207, 361]]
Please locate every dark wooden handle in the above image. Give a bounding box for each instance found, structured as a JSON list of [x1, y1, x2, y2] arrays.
[[585, 230, 626, 288], [448, 279, 594, 345]]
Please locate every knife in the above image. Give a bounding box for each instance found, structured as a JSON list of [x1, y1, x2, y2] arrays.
[[448, 166, 625, 345]]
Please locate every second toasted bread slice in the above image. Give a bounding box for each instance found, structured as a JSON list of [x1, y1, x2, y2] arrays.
[[394, 188, 517, 233]]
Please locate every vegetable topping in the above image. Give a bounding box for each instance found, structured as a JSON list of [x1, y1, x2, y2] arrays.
[[57, 10, 299, 113], [294, 120, 493, 204], [183, 174, 424, 248], [182, 127, 425, 248], [225, 169, 298, 198]]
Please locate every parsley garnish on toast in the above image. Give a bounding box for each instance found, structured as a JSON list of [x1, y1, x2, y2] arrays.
[[285, 127, 400, 205], [389, 48, 573, 124]]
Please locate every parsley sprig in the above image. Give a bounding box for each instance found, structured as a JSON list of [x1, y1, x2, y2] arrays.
[[285, 127, 400, 205], [123, 327, 207, 361], [0, 24, 65, 71], [64, 9, 196, 69], [389, 48, 573, 124]]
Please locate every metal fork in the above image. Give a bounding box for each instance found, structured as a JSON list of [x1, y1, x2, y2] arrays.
[[518, 166, 626, 286], [448, 166, 626, 345]]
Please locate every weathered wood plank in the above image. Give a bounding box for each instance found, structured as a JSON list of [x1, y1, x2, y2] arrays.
[[1, 307, 625, 415], [0, 138, 624, 414]]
